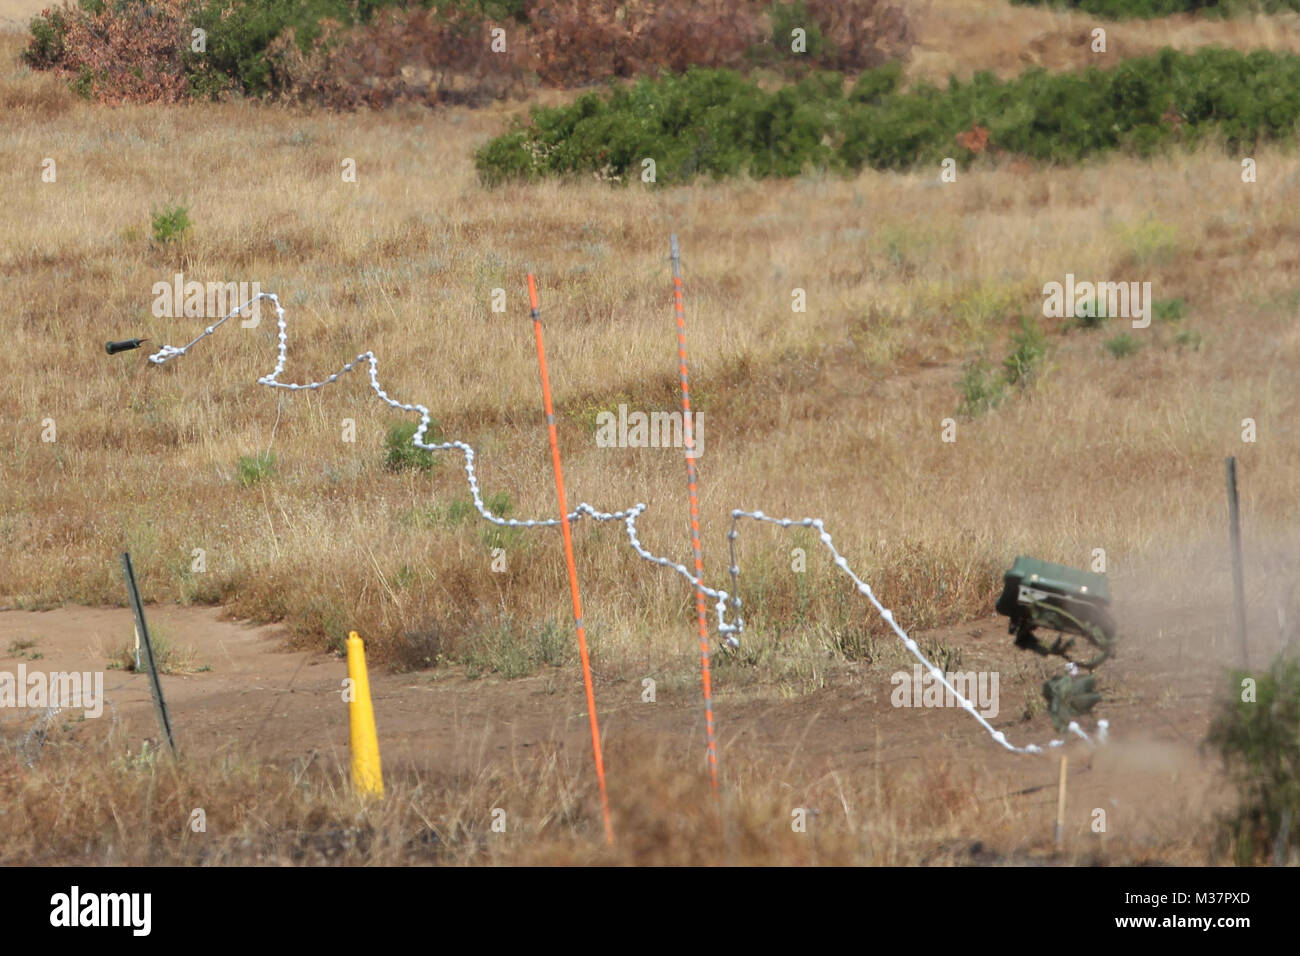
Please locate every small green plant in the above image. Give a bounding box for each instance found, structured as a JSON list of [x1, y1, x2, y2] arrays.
[[949, 282, 1019, 342], [6, 638, 43, 661], [108, 626, 204, 676], [1003, 316, 1048, 388], [112, 739, 160, 772], [22, 7, 69, 69], [1152, 297, 1186, 322], [1206, 651, 1300, 864], [444, 497, 477, 524], [1119, 220, 1180, 267], [383, 419, 443, 473], [237, 452, 276, 486], [1174, 328, 1204, 351], [70, 66, 97, 99], [1072, 293, 1111, 329], [768, 1, 828, 62], [1103, 333, 1140, 358], [822, 621, 876, 662], [920, 638, 963, 675], [151, 203, 192, 244], [458, 615, 571, 679], [480, 490, 519, 550], [956, 359, 1006, 418]]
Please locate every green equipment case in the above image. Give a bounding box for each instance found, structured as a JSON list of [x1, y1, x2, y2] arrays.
[[996, 555, 1117, 666]]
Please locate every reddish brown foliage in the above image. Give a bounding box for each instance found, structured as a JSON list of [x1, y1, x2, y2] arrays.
[[526, 0, 765, 86], [23, 0, 914, 109], [800, 0, 915, 72], [955, 124, 990, 154], [268, 8, 530, 109], [36, 0, 198, 105]]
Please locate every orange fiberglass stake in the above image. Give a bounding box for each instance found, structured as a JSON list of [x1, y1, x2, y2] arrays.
[[669, 235, 720, 794], [527, 273, 615, 846]]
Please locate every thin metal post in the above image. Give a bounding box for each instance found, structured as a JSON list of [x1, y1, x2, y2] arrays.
[[120, 552, 177, 756], [1226, 457, 1249, 668]]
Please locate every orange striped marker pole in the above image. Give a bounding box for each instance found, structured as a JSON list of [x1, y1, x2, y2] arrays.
[[670, 235, 720, 794], [527, 273, 615, 846]]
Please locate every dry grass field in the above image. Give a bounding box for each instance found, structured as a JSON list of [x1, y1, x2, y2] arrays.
[[1, 0, 1299, 865]]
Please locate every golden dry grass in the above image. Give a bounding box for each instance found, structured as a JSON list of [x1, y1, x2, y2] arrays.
[[911, 0, 1300, 82], [0, 0, 47, 33], [3, 26, 1300, 681], [2, 1, 1297, 865], [0, 725, 1221, 864]]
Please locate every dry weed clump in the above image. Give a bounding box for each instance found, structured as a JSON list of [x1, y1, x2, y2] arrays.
[[266, 8, 531, 110], [22, 0, 915, 107], [27, 0, 200, 105]]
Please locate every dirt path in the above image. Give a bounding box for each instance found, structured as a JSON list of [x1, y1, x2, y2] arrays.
[[0, 603, 1233, 860]]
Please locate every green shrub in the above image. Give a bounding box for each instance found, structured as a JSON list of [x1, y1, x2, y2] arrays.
[[1120, 219, 1180, 267], [457, 615, 571, 679], [237, 452, 275, 486], [769, 1, 829, 62], [444, 497, 478, 524], [479, 490, 519, 549], [188, 0, 362, 96], [957, 359, 1006, 418], [1103, 333, 1140, 358], [383, 419, 444, 473], [1003, 317, 1048, 388], [483, 490, 512, 518], [151, 203, 191, 244], [108, 624, 206, 675], [1152, 297, 1185, 322], [849, 60, 903, 105], [478, 48, 1300, 185], [1072, 292, 1111, 329], [22, 7, 70, 69], [1206, 652, 1300, 864]]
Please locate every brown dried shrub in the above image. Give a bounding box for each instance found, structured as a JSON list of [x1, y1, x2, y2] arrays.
[[21, 0, 914, 110], [268, 7, 530, 109], [37, 0, 199, 105], [798, 0, 915, 72], [526, 0, 766, 86]]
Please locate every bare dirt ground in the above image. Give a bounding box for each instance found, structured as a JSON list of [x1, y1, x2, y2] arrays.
[[0, 601, 1233, 861]]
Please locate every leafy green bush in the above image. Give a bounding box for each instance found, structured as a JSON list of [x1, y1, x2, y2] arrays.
[[477, 67, 857, 185], [237, 452, 276, 485], [1206, 652, 1300, 864], [478, 48, 1300, 185], [151, 203, 191, 244], [383, 419, 444, 472], [22, 6, 71, 69], [956, 359, 1006, 418], [457, 615, 571, 679], [1072, 294, 1111, 329], [768, 1, 829, 62], [1103, 333, 1140, 358], [1003, 317, 1048, 388], [1152, 297, 1186, 322], [189, 0, 363, 96]]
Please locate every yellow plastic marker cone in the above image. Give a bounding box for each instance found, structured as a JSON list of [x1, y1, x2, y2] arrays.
[[347, 631, 383, 797]]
